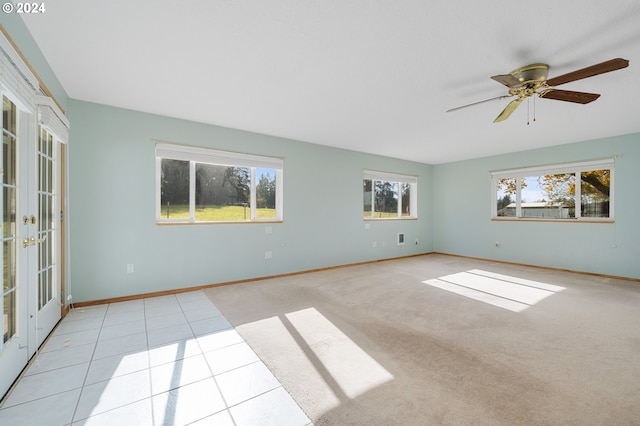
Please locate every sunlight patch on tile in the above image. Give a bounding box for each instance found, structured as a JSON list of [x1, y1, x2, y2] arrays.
[[423, 269, 565, 312], [285, 308, 394, 399], [3, 291, 312, 426]]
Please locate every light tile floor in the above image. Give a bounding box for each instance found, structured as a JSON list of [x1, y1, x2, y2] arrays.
[[0, 291, 312, 426]]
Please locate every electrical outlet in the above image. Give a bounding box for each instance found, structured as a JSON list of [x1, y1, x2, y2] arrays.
[[67, 294, 73, 301], [264, 251, 272, 259], [127, 264, 135, 273]]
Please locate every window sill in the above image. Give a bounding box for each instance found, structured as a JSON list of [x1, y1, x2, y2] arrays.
[[491, 217, 614, 223], [156, 220, 283, 226], [364, 217, 418, 221]]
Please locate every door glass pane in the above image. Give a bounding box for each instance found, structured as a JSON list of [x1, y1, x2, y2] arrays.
[[47, 268, 53, 305], [2, 96, 17, 345], [3, 292, 15, 343], [3, 240, 15, 293], [3, 137, 15, 186], [2, 96, 16, 135], [3, 188, 15, 239]]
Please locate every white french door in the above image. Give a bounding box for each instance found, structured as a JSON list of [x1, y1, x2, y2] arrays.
[[34, 125, 62, 346], [0, 95, 26, 398], [0, 94, 63, 399]]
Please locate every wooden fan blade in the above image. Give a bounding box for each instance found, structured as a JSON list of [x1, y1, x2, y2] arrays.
[[494, 98, 523, 122], [446, 95, 512, 112], [491, 74, 522, 87], [539, 89, 600, 104], [546, 58, 629, 87]]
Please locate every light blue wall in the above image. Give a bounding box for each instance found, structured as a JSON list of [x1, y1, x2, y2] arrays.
[[433, 133, 640, 279], [67, 100, 433, 302]]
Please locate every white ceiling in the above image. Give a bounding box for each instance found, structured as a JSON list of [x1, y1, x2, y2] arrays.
[[19, 0, 640, 164]]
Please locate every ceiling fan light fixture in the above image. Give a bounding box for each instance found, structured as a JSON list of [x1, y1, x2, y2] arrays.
[[510, 63, 549, 84]]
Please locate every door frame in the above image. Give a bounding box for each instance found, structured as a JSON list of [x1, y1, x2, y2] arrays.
[[60, 143, 66, 317]]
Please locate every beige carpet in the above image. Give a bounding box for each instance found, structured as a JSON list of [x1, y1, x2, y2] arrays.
[[204, 254, 640, 425]]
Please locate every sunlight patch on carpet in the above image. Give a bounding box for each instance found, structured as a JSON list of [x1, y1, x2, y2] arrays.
[[423, 269, 565, 312], [285, 308, 394, 399], [242, 315, 342, 413]]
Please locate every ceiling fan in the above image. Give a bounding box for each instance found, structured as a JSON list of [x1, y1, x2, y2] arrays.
[[447, 58, 629, 123]]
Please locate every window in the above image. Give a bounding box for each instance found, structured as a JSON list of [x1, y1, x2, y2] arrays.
[[492, 159, 613, 221], [156, 142, 283, 223], [363, 170, 417, 219]]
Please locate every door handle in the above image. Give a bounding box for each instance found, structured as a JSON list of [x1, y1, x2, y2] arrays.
[[22, 215, 37, 225], [22, 235, 46, 248]]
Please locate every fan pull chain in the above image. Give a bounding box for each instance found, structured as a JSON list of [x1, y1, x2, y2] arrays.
[[526, 96, 537, 125], [533, 94, 536, 123]]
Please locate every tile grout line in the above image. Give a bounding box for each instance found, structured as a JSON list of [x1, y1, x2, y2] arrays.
[[179, 291, 239, 426], [69, 304, 108, 424], [143, 295, 155, 426]]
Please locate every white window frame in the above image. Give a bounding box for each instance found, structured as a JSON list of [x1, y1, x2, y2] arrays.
[[491, 158, 614, 221], [155, 142, 283, 223], [363, 170, 418, 220]]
